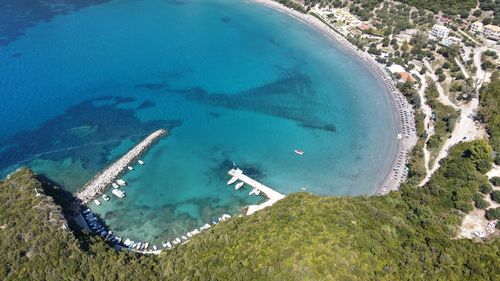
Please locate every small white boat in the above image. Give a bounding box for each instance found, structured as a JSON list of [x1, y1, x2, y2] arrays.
[[153, 245, 157, 251], [116, 179, 126, 186], [249, 188, 258, 196], [144, 242, 149, 249], [138, 160, 144, 165], [166, 241, 172, 248], [294, 149, 304, 155], [112, 183, 119, 189], [94, 199, 101, 206], [102, 194, 110, 201], [127, 166, 133, 171], [235, 182, 244, 190], [112, 189, 125, 198], [181, 236, 187, 240], [227, 176, 238, 185]]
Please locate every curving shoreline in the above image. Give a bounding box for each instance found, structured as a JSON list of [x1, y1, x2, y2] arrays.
[[250, 0, 418, 195]]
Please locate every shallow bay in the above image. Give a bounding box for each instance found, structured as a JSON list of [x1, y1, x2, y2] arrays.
[[0, 0, 397, 243]]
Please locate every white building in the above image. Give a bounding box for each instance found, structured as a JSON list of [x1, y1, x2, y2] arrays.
[[483, 24, 500, 40], [430, 24, 449, 39], [470, 21, 483, 33]]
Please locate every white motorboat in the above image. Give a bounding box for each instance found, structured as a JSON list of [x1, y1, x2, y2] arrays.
[[235, 182, 244, 190], [138, 160, 144, 165], [94, 199, 101, 206], [127, 166, 133, 171], [102, 194, 110, 201], [116, 179, 126, 186], [227, 176, 238, 185], [112, 183, 119, 189], [249, 188, 259, 196], [112, 189, 125, 198]]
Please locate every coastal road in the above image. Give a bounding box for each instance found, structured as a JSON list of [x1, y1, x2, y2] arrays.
[[454, 57, 470, 80]]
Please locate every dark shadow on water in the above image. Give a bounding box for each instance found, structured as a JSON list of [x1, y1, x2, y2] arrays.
[[162, 71, 337, 132], [0, 0, 113, 46], [114, 96, 136, 104], [0, 96, 182, 190], [136, 100, 156, 110]]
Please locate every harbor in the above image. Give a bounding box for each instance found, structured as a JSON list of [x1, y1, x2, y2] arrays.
[[227, 168, 286, 215], [76, 208, 233, 255], [75, 129, 167, 204]]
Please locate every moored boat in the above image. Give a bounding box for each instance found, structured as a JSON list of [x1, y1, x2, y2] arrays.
[[235, 182, 244, 190], [227, 176, 238, 185], [112, 183, 119, 189], [294, 149, 304, 155], [112, 189, 125, 198], [102, 194, 110, 201], [138, 160, 144, 165], [116, 179, 126, 186], [94, 199, 101, 206]]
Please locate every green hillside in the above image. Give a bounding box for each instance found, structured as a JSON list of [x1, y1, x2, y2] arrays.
[[1, 139, 498, 280]]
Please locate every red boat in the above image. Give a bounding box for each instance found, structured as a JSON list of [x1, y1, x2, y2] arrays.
[[294, 149, 304, 155]]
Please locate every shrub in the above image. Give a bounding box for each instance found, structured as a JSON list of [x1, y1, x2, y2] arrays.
[[474, 198, 490, 209], [490, 191, 500, 203], [479, 183, 493, 194], [491, 177, 500, 186], [485, 207, 500, 220]]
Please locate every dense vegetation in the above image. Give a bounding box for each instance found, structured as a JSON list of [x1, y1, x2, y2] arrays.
[[478, 72, 500, 164], [298, 0, 476, 16], [1, 138, 498, 280]]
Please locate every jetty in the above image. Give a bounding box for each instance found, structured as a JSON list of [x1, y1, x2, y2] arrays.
[[228, 168, 285, 215], [75, 129, 167, 204]]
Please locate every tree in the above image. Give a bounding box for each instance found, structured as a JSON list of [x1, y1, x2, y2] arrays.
[[402, 41, 410, 52], [491, 191, 500, 203], [485, 207, 500, 220], [479, 183, 493, 194], [491, 177, 500, 186]]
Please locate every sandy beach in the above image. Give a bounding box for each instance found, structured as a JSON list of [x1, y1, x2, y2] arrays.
[[250, 0, 417, 195]]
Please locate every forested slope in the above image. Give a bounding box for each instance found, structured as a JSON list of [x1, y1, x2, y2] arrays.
[[1, 139, 498, 280]]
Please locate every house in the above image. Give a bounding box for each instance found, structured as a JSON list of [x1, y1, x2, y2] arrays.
[[470, 21, 483, 33], [440, 36, 461, 47], [483, 24, 500, 40], [396, 28, 419, 41], [357, 23, 370, 32], [431, 24, 449, 39], [437, 16, 451, 25], [399, 72, 413, 82]]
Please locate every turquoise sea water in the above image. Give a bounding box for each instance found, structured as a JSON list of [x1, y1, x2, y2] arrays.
[[0, 0, 397, 243]]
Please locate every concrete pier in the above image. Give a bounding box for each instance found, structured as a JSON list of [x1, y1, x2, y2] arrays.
[[75, 129, 166, 204], [228, 168, 285, 215]]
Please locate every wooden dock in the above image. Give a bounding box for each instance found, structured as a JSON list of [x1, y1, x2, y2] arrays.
[[75, 129, 167, 204], [228, 169, 285, 215]]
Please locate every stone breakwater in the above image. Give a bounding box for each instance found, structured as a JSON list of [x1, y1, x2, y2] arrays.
[[75, 129, 167, 204]]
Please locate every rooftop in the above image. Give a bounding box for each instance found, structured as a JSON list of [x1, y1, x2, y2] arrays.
[[484, 24, 500, 32]]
